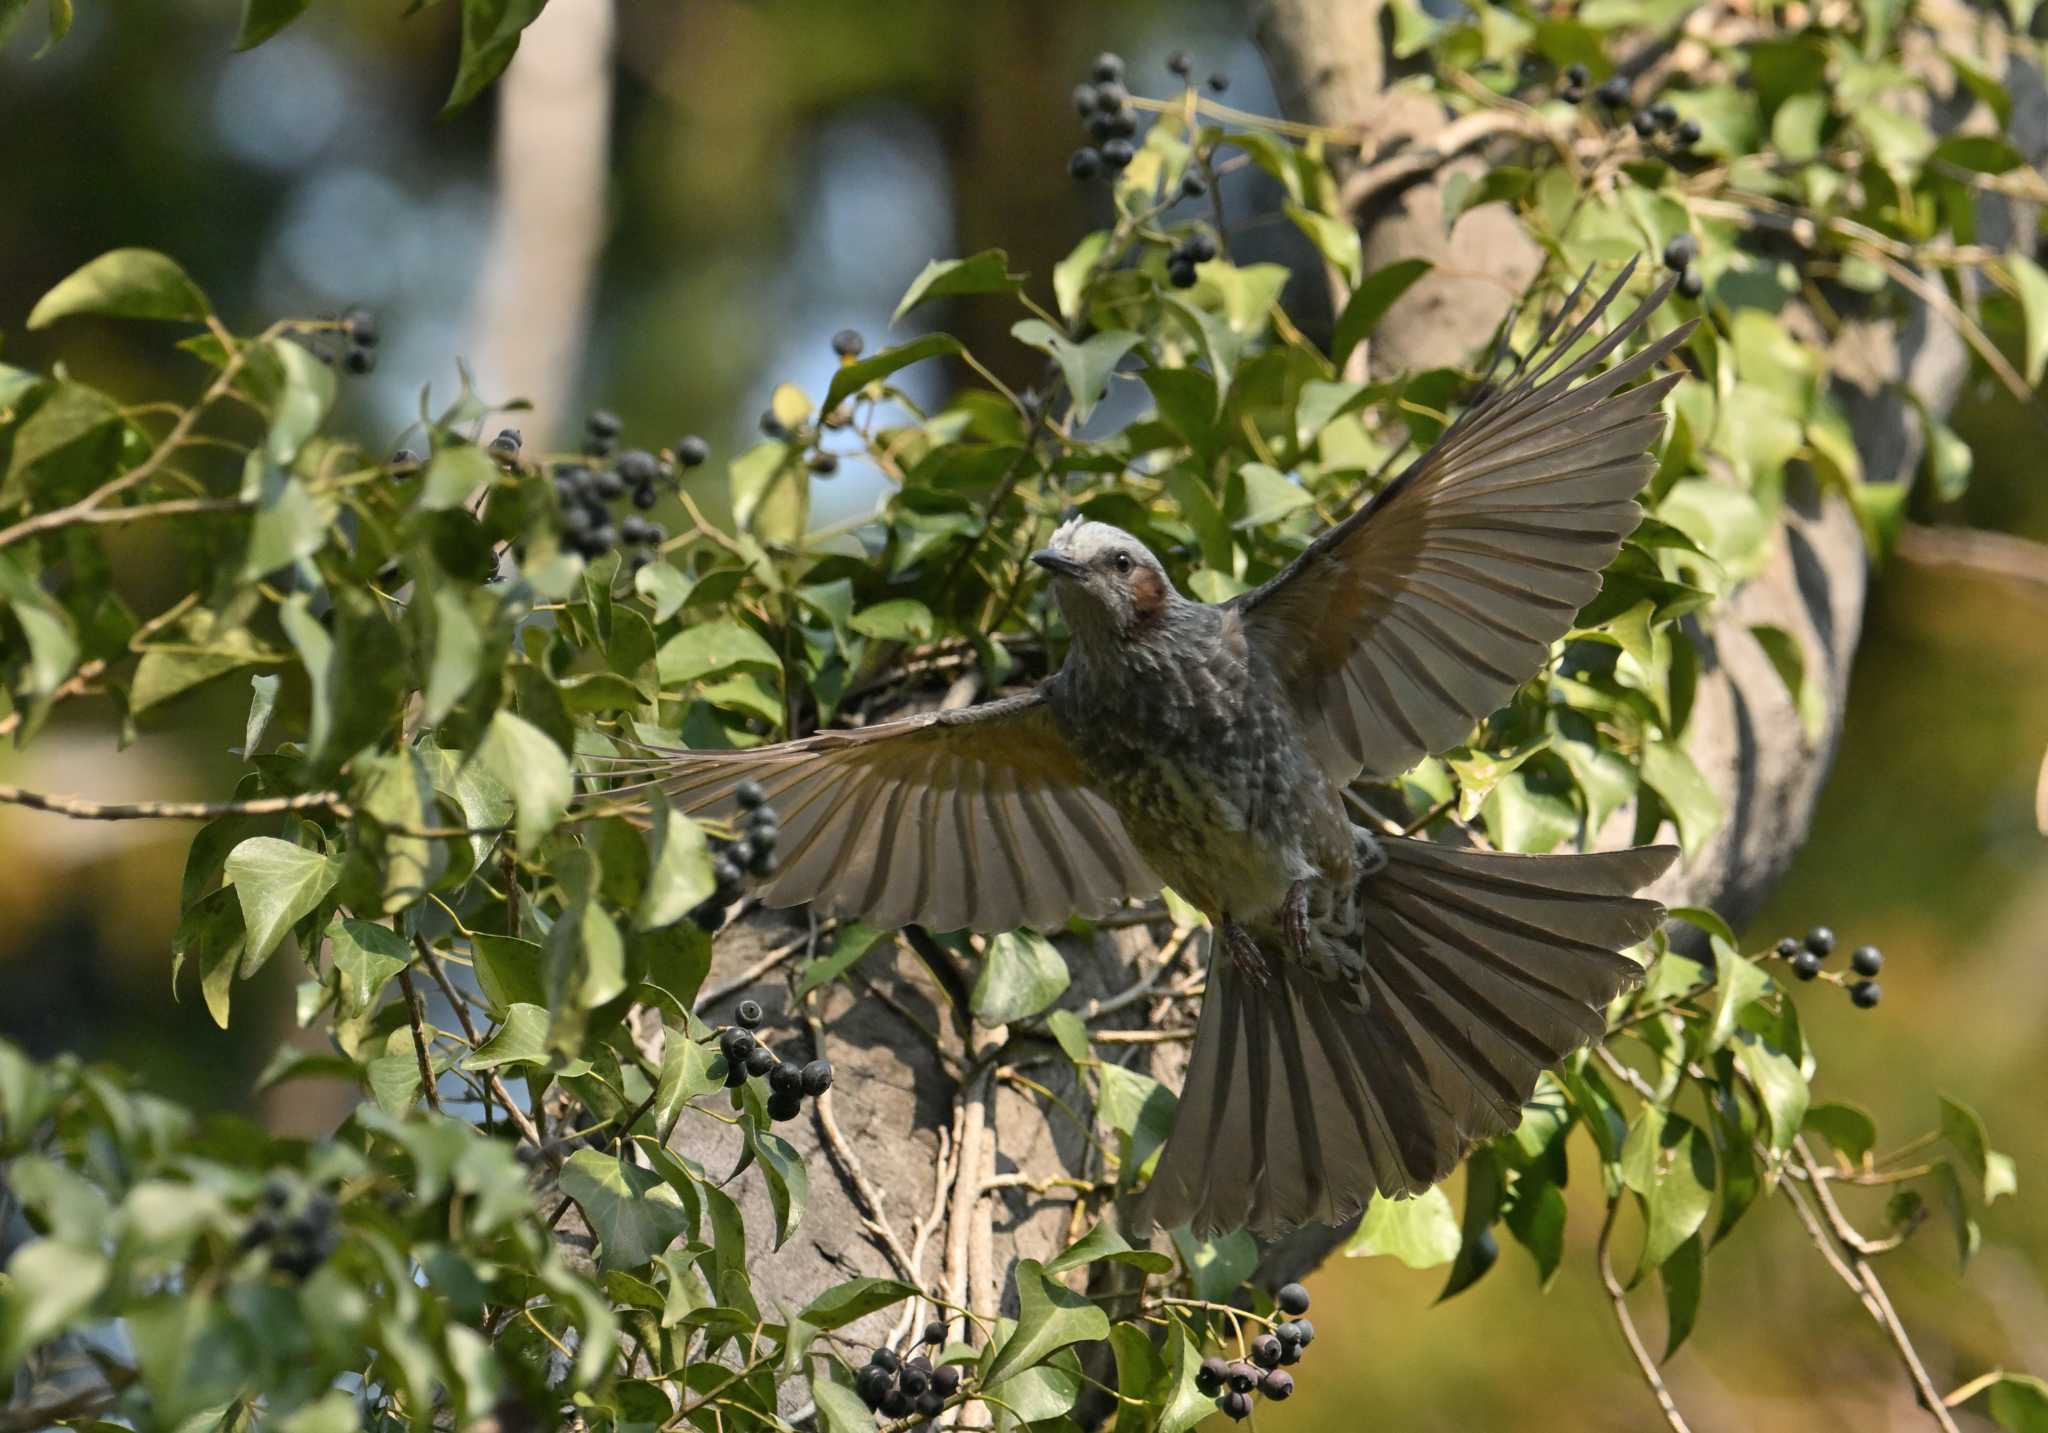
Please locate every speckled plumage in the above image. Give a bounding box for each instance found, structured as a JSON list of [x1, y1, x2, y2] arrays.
[[641, 266, 1693, 1235]]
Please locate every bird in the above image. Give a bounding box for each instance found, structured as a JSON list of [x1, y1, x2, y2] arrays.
[[618, 262, 1692, 1236]]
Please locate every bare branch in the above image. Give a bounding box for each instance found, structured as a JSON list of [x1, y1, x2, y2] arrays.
[[1596, 1195, 1694, 1433]]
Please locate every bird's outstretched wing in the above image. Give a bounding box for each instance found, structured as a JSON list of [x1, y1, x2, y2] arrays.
[[624, 689, 1158, 934], [1232, 263, 1695, 783]]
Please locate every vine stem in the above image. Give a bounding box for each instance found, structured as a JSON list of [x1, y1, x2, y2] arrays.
[[395, 964, 443, 1115], [1596, 1193, 1694, 1433]]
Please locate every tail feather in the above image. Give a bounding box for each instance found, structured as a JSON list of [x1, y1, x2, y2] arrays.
[[1130, 837, 1675, 1237]]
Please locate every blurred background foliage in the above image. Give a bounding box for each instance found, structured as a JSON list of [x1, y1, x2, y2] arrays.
[[1, 2, 2044, 1429]]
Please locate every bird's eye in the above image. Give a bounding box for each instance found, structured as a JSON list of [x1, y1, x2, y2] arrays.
[[1113, 552, 1133, 574]]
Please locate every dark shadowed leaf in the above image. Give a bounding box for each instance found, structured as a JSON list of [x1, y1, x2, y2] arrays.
[[971, 930, 1069, 1025], [443, 0, 549, 117], [1331, 257, 1431, 369], [235, 0, 311, 48], [823, 334, 966, 414]]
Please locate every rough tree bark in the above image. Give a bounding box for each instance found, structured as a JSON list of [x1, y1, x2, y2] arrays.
[[592, 0, 2040, 1409]]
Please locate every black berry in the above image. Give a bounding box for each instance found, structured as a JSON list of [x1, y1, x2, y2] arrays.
[[1225, 1361, 1257, 1394], [899, 1365, 930, 1396], [1166, 258, 1197, 289], [1596, 76, 1629, 108], [342, 307, 378, 345], [930, 1364, 960, 1395], [675, 435, 710, 467], [744, 1046, 777, 1078], [1775, 937, 1800, 958], [1068, 147, 1102, 180], [1196, 1357, 1226, 1395], [586, 409, 623, 440], [879, 1388, 911, 1419], [801, 1059, 835, 1096], [1168, 50, 1193, 78], [1101, 138, 1135, 170], [736, 779, 767, 809], [808, 451, 839, 475], [1678, 267, 1705, 299], [1250, 1334, 1282, 1368], [1093, 81, 1128, 113], [1851, 945, 1883, 977], [1071, 83, 1099, 117], [342, 346, 374, 375], [1180, 171, 1208, 198], [769, 1063, 803, 1096], [1291, 1317, 1315, 1347], [831, 328, 864, 359], [1091, 52, 1124, 84], [631, 483, 658, 509], [488, 427, 522, 456], [1276, 1283, 1311, 1316], [1631, 109, 1659, 137], [1850, 979, 1882, 1009], [720, 1028, 757, 1064], [923, 1320, 947, 1347], [1207, 71, 1230, 93], [1217, 1390, 1252, 1421], [1806, 926, 1837, 957], [1675, 118, 1702, 147], [1564, 63, 1589, 86], [869, 1349, 900, 1374], [617, 449, 658, 485], [736, 999, 764, 1029], [1663, 234, 1699, 270], [1792, 949, 1822, 981], [1261, 1369, 1295, 1400], [593, 469, 626, 500], [913, 1392, 945, 1419], [1649, 100, 1678, 127]]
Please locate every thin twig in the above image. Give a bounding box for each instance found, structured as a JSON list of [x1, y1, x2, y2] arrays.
[[1597, 1194, 1694, 1432], [0, 658, 108, 738], [396, 965, 443, 1115], [0, 783, 342, 822], [797, 990, 923, 1287]]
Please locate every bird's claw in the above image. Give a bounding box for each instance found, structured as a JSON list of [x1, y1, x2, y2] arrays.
[[1281, 880, 1314, 964], [1220, 919, 1272, 990]]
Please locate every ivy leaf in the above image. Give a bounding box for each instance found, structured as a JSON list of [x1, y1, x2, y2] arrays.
[[261, 336, 335, 465], [1045, 1219, 1173, 1277], [27, 249, 211, 328], [1096, 1064, 1175, 1182], [1342, 1187, 1462, 1268], [442, 0, 549, 117], [418, 442, 496, 513], [1010, 321, 1142, 426], [797, 1277, 917, 1331], [462, 1004, 591, 1075], [650, 1030, 720, 1139], [656, 617, 781, 685], [240, 458, 336, 580], [235, 0, 312, 49], [558, 1148, 691, 1270], [849, 598, 935, 642], [1168, 1227, 1258, 1303], [1331, 257, 1431, 369], [980, 1258, 1110, 1387], [1661, 1233, 1704, 1360], [1284, 202, 1362, 285], [971, 930, 1070, 1025], [2009, 254, 2048, 388], [892, 250, 1022, 324], [329, 918, 409, 1017], [1231, 462, 1315, 529], [1803, 1101, 1877, 1165], [0, 553, 80, 699], [748, 1128, 808, 1250], [794, 923, 891, 998], [1503, 1177, 1567, 1289], [1749, 624, 1825, 743], [224, 837, 339, 967], [637, 795, 715, 931], [479, 710, 570, 857], [823, 334, 965, 414], [1155, 1323, 1217, 1433], [1735, 1031, 1808, 1152], [471, 935, 545, 1015], [0, 1239, 111, 1371], [1640, 739, 1723, 859], [1703, 937, 1769, 1054], [1976, 1373, 2048, 1432], [810, 1377, 876, 1433], [1622, 1109, 1717, 1278], [1053, 230, 1111, 325]]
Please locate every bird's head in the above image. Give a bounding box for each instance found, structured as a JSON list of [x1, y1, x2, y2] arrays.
[[1030, 516, 1175, 647]]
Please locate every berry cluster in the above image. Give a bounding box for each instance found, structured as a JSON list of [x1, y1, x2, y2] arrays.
[[1165, 230, 1219, 289], [1068, 53, 1142, 179], [301, 306, 380, 375], [546, 413, 709, 567], [1662, 233, 1706, 300], [689, 782, 780, 931], [717, 998, 834, 1121], [854, 1325, 963, 1423], [1577, 74, 1703, 154], [1770, 926, 1885, 1009], [1195, 1283, 1315, 1421], [1166, 48, 1231, 94], [239, 1178, 340, 1281]]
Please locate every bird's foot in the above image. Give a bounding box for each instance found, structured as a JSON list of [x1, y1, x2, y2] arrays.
[[1281, 880, 1314, 964], [1219, 919, 1272, 990], [1354, 827, 1390, 878]]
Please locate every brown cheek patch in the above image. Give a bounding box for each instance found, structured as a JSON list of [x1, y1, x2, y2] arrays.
[[1129, 567, 1167, 627]]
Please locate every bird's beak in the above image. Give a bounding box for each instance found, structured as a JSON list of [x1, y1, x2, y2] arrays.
[[1031, 549, 1085, 579]]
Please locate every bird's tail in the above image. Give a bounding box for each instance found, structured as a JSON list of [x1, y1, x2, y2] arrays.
[[1129, 837, 1676, 1238]]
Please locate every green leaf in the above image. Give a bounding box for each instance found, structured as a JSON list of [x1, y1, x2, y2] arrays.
[[1168, 1227, 1258, 1303], [2010, 254, 2048, 388], [892, 250, 1022, 324], [980, 1258, 1110, 1387], [657, 617, 781, 685], [1640, 738, 1723, 860], [1053, 230, 1111, 325], [1010, 321, 1142, 426], [330, 918, 409, 1016], [1096, 1063, 1175, 1182], [1622, 1109, 1716, 1278], [1154, 1323, 1217, 1433], [471, 935, 545, 1015], [1803, 1101, 1877, 1164], [1044, 1219, 1173, 1277], [479, 709, 569, 856], [0, 1239, 110, 1373], [27, 249, 211, 328], [1343, 1187, 1462, 1268], [418, 441, 496, 512], [749, 1127, 808, 1249], [1503, 1177, 1567, 1288], [241, 459, 337, 580], [236, 0, 312, 48], [1332, 258, 1432, 369], [794, 922, 891, 998], [823, 333, 966, 414], [244, 673, 280, 753], [638, 794, 715, 931], [1704, 937, 1769, 1055], [972, 929, 1070, 1025], [1232, 462, 1314, 529], [1735, 1033, 1808, 1152], [1978, 1373, 2048, 1433], [1284, 202, 1362, 285], [1749, 624, 1825, 743], [1661, 1233, 1704, 1360], [849, 598, 935, 642], [798, 1277, 917, 1330], [225, 837, 339, 967], [1940, 1093, 2014, 1201], [0, 554, 80, 699], [811, 1376, 876, 1433], [461, 1003, 587, 1073], [649, 1028, 720, 1137], [558, 1148, 692, 1270], [443, 0, 549, 117], [261, 336, 336, 465]]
